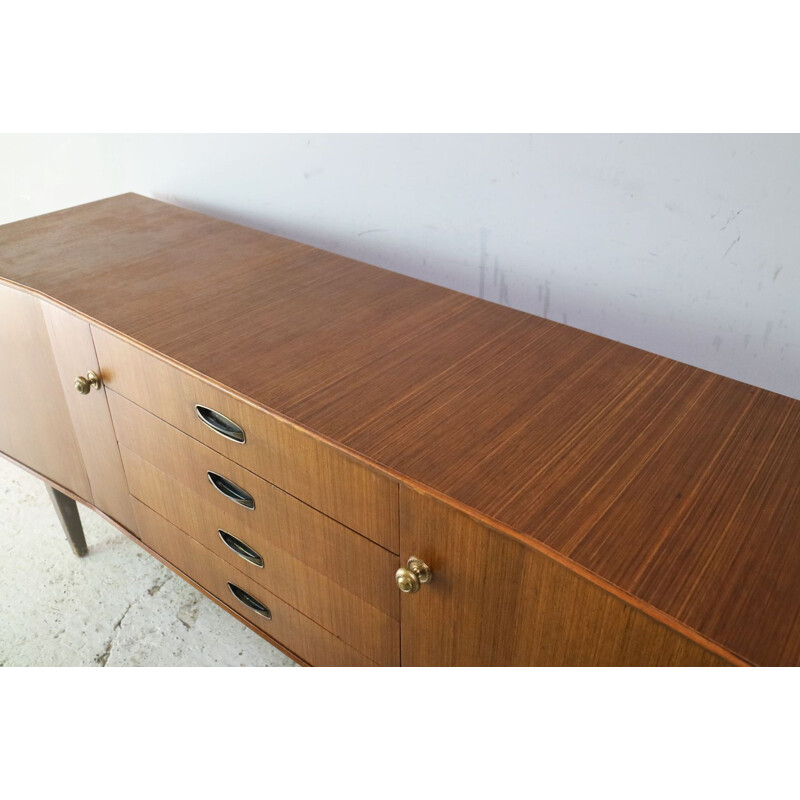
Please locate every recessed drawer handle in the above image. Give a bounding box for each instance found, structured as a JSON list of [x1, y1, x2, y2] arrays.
[[228, 582, 272, 620], [219, 529, 264, 568], [195, 405, 246, 443], [207, 471, 255, 510]]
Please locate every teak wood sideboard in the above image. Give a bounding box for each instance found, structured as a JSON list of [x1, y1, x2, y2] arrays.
[[2, 194, 799, 667]]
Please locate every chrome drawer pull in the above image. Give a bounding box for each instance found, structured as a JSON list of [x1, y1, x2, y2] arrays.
[[228, 582, 272, 619], [207, 471, 255, 510], [195, 405, 246, 443], [219, 529, 264, 568]]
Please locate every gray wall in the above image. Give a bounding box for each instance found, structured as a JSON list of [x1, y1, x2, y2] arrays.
[[2, 133, 798, 398]]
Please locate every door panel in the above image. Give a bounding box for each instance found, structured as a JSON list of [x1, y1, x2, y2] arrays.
[[0, 283, 91, 499], [399, 486, 730, 666], [42, 302, 136, 531]]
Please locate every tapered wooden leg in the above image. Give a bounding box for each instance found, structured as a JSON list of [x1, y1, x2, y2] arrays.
[[46, 485, 88, 557]]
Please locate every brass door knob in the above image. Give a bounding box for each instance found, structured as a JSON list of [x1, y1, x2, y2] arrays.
[[395, 556, 432, 594], [74, 371, 101, 394]]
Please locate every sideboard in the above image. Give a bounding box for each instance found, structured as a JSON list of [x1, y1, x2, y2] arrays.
[[2, 193, 799, 666]]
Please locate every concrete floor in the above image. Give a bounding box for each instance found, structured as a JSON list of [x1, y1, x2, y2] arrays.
[[0, 457, 297, 667]]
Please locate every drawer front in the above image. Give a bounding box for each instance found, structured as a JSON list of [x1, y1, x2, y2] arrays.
[[93, 327, 398, 552], [133, 499, 376, 666], [120, 446, 399, 665]]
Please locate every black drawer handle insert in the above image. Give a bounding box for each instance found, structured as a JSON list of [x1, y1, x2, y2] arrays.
[[219, 529, 264, 568], [228, 582, 272, 620], [207, 471, 255, 510], [195, 405, 246, 443]]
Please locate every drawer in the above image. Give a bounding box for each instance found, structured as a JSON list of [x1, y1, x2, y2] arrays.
[[132, 499, 375, 666], [109, 390, 399, 663], [93, 326, 398, 552], [119, 446, 399, 665]]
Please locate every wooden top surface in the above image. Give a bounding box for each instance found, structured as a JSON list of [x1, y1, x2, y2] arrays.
[[3, 193, 799, 666]]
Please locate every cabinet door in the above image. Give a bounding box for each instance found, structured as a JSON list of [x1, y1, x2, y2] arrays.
[[0, 282, 135, 532], [399, 486, 729, 666], [41, 301, 136, 532], [0, 283, 91, 498]]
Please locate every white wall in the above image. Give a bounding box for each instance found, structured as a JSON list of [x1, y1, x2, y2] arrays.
[[2, 134, 798, 399]]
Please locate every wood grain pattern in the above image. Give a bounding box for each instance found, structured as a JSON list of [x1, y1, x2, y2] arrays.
[[118, 443, 397, 614], [129, 520, 308, 666], [41, 300, 137, 532], [0, 283, 91, 499], [3, 194, 800, 664], [92, 325, 398, 551], [107, 387, 396, 559], [132, 499, 376, 666], [400, 486, 732, 666], [119, 446, 399, 664]]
